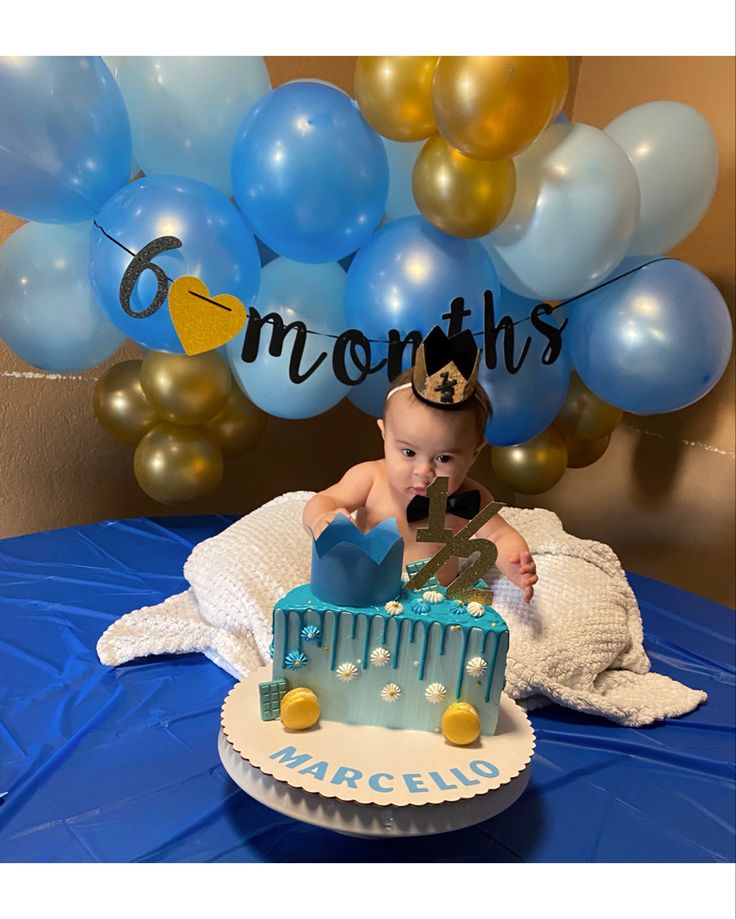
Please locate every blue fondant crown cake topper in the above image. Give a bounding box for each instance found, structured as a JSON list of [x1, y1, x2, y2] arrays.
[[310, 514, 404, 607]]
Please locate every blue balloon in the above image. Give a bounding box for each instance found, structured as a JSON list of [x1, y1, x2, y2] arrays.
[[0, 57, 132, 223], [567, 259, 733, 414], [478, 288, 570, 446], [89, 175, 261, 353], [226, 258, 349, 419], [345, 216, 501, 415], [383, 138, 423, 221], [0, 222, 126, 371], [232, 81, 388, 263], [114, 57, 271, 198]]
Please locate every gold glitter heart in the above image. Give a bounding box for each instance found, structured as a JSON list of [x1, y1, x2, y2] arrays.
[[169, 276, 247, 356]]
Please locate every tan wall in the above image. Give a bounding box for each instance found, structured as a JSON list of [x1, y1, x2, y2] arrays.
[[1, 57, 733, 607]]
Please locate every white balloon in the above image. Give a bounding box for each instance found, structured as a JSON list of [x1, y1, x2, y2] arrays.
[[605, 101, 718, 256], [482, 123, 640, 301]]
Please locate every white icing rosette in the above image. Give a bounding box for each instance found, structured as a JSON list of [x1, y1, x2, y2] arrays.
[[424, 683, 447, 704], [380, 683, 401, 703], [370, 647, 391, 667], [467, 601, 486, 618], [466, 656, 488, 678], [384, 600, 404, 616], [422, 589, 443, 604]]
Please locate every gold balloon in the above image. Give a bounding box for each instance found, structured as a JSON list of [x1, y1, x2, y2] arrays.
[[355, 56, 438, 141], [93, 360, 159, 445], [134, 422, 224, 504], [491, 426, 568, 494], [412, 136, 516, 238], [566, 433, 611, 469], [140, 350, 231, 426], [205, 382, 268, 458], [555, 373, 623, 442], [550, 56, 570, 121], [433, 56, 559, 160]]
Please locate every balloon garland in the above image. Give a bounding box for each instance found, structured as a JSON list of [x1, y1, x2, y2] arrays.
[[0, 55, 732, 506]]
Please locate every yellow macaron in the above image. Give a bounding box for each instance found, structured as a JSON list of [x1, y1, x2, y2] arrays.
[[441, 701, 481, 745], [280, 687, 320, 731]]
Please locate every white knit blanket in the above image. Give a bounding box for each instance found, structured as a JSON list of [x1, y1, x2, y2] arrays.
[[97, 491, 706, 727]]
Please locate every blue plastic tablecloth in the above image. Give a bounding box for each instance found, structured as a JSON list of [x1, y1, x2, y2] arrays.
[[0, 515, 733, 863]]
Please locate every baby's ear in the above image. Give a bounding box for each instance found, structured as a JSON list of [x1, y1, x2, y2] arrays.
[[473, 436, 488, 460], [376, 418, 386, 440]]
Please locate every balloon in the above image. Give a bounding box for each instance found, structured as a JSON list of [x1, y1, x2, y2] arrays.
[[226, 258, 349, 419], [432, 57, 558, 160], [554, 372, 622, 442], [605, 101, 719, 256], [344, 216, 501, 412], [204, 382, 267, 458], [134, 422, 223, 504], [484, 123, 640, 300], [478, 288, 570, 446], [567, 259, 733, 414], [0, 57, 131, 222], [354, 56, 437, 141], [231, 81, 388, 263], [93, 360, 159, 444], [565, 433, 611, 469], [89, 175, 261, 353], [113, 57, 271, 198], [383, 138, 423, 221], [491, 426, 568, 494], [0, 222, 126, 372], [412, 136, 516, 238], [550, 57, 570, 121], [140, 351, 231, 425]]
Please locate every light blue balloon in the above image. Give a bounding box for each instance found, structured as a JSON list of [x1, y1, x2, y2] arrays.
[[383, 138, 423, 221], [605, 101, 718, 256], [483, 123, 640, 301], [478, 288, 570, 446], [226, 259, 349, 419], [89, 175, 261, 353], [114, 57, 271, 198], [232, 81, 388, 263], [567, 259, 733, 414], [0, 222, 126, 371], [0, 57, 131, 223]]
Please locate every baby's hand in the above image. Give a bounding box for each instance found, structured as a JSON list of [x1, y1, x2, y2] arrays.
[[497, 550, 538, 604], [310, 507, 352, 538]]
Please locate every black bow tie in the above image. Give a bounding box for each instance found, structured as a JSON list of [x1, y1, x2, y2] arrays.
[[406, 489, 481, 523]]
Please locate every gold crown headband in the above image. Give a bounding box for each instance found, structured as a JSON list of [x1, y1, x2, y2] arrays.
[[387, 327, 482, 411]]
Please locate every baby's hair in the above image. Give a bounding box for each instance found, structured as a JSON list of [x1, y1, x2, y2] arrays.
[[383, 369, 491, 443]]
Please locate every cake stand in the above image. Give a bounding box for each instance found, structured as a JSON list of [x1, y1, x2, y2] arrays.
[[219, 667, 535, 838]]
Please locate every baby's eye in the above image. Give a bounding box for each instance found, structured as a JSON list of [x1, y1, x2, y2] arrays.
[[401, 448, 416, 458], [436, 454, 453, 464]]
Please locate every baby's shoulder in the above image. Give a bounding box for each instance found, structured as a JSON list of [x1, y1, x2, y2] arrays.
[[340, 460, 383, 488], [461, 476, 493, 502]]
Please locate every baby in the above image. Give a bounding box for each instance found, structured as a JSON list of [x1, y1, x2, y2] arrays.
[[303, 328, 538, 603]]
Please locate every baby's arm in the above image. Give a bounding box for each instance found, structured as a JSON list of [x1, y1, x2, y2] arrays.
[[467, 480, 538, 604], [303, 463, 377, 537]]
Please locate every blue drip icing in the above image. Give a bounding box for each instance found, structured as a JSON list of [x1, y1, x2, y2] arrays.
[[410, 619, 420, 643], [439, 623, 448, 656], [296, 609, 306, 654], [418, 621, 431, 680], [380, 616, 389, 645], [362, 614, 372, 669], [391, 618, 403, 669], [485, 632, 499, 703], [455, 628, 471, 699], [350, 615, 357, 640], [329, 610, 342, 672]]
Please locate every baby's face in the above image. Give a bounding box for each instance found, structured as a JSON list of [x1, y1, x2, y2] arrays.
[[378, 391, 485, 502]]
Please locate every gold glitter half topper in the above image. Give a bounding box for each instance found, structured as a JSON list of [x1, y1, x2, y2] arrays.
[[412, 326, 480, 409]]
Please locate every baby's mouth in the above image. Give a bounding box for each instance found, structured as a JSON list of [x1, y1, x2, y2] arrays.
[[411, 486, 428, 497]]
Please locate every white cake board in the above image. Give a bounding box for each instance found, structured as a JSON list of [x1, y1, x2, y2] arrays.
[[218, 730, 531, 838], [219, 666, 535, 837]]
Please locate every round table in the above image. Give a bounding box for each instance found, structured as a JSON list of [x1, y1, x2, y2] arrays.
[[0, 515, 733, 862]]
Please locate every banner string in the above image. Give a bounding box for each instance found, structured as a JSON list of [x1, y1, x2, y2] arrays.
[[93, 221, 673, 342]]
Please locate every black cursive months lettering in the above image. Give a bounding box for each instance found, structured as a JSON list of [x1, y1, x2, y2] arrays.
[[241, 306, 328, 384]]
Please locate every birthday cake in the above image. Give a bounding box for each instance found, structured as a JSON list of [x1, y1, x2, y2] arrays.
[[259, 513, 509, 746]]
